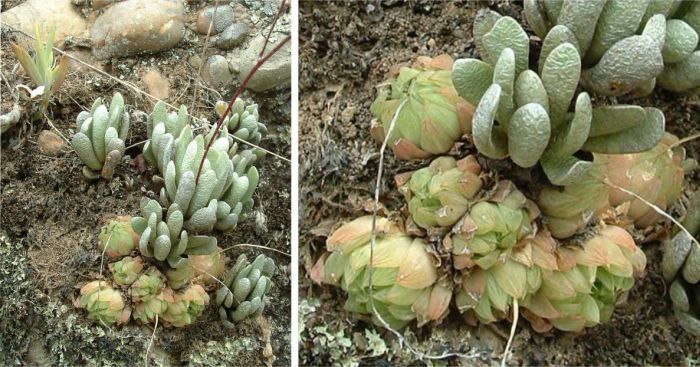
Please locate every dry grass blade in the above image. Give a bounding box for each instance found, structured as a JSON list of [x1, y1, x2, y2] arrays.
[[221, 243, 291, 257]]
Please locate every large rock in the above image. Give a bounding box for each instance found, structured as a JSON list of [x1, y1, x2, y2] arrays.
[[1, 0, 88, 48], [91, 0, 186, 60], [234, 32, 291, 91]]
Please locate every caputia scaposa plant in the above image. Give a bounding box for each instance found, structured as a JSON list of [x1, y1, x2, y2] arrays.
[[524, 0, 700, 95], [452, 10, 665, 185]]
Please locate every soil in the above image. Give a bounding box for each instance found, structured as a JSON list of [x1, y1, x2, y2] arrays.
[[299, 1, 700, 366], [0, 1, 291, 365]]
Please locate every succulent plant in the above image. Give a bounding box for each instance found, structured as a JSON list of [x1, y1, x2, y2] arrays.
[[397, 155, 483, 231], [71, 92, 130, 180], [161, 284, 210, 327], [130, 269, 165, 303], [453, 11, 665, 185], [604, 133, 687, 228], [216, 254, 276, 327], [523, 0, 700, 94], [166, 260, 195, 290], [370, 54, 475, 160], [522, 226, 646, 332], [314, 216, 451, 329], [539, 133, 687, 238], [662, 189, 700, 336], [109, 256, 144, 286], [190, 247, 227, 286], [142, 101, 261, 233], [11, 24, 68, 110], [75, 281, 131, 325], [448, 181, 543, 323], [131, 198, 218, 267], [215, 98, 267, 146], [99, 216, 140, 258], [132, 289, 172, 324]]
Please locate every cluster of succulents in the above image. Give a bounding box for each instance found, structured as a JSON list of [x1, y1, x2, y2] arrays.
[[662, 190, 700, 336], [75, 256, 211, 327], [396, 155, 483, 232], [142, 101, 261, 234], [74, 97, 277, 329], [216, 98, 267, 147], [312, 216, 452, 329], [215, 254, 276, 327], [370, 55, 474, 160], [320, 4, 700, 332], [524, 0, 700, 94], [450, 11, 665, 185], [71, 92, 130, 180]]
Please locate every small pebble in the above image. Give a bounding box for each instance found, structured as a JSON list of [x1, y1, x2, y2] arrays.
[[37, 130, 68, 157]]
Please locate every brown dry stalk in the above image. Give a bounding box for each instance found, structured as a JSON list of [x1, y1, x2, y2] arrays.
[[195, 35, 291, 183]]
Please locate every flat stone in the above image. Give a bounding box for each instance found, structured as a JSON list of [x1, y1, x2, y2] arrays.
[[2, 0, 88, 48], [90, 0, 186, 60], [142, 68, 170, 100], [214, 23, 248, 50], [196, 5, 235, 35], [234, 32, 291, 91], [202, 55, 235, 88], [37, 130, 68, 156]]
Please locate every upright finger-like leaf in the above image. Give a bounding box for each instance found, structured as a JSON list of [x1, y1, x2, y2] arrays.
[[541, 43, 580, 129]]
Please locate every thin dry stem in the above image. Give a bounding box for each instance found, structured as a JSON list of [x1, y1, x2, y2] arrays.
[[221, 243, 290, 257], [145, 314, 158, 367], [603, 179, 700, 249], [501, 299, 518, 367]]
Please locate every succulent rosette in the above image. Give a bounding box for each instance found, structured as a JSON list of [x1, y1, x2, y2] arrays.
[[132, 289, 172, 324], [75, 281, 131, 325], [604, 133, 687, 229], [314, 216, 450, 329], [130, 269, 165, 303], [523, 226, 646, 332], [109, 256, 144, 286], [161, 285, 210, 327], [99, 216, 140, 258], [370, 54, 474, 160], [397, 155, 483, 231], [539, 133, 687, 238], [662, 189, 700, 336], [448, 181, 544, 323]]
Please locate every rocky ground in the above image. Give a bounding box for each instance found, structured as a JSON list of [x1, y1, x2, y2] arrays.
[[0, 0, 291, 365], [299, 1, 700, 366]]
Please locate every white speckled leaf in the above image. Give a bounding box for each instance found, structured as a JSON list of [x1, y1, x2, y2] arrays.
[[539, 25, 580, 74], [588, 105, 646, 137], [642, 14, 667, 51], [585, 0, 650, 65], [188, 170, 218, 217], [681, 243, 700, 284], [524, 0, 550, 38], [541, 43, 580, 130], [663, 20, 699, 63], [657, 50, 700, 92], [473, 9, 502, 63], [71, 132, 102, 171], [452, 58, 494, 106], [547, 92, 591, 157], [662, 231, 693, 281], [556, 0, 608, 53], [483, 17, 530, 75], [91, 104, 109, 162], [583, 107, 665, 153], [514, 70, 549, 112], [541, 153, 593, 186], [508, 103, 550, 168], [492, 48, 516, 124], [472, 84, 509, 159], [581, 35, 664, 96]]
